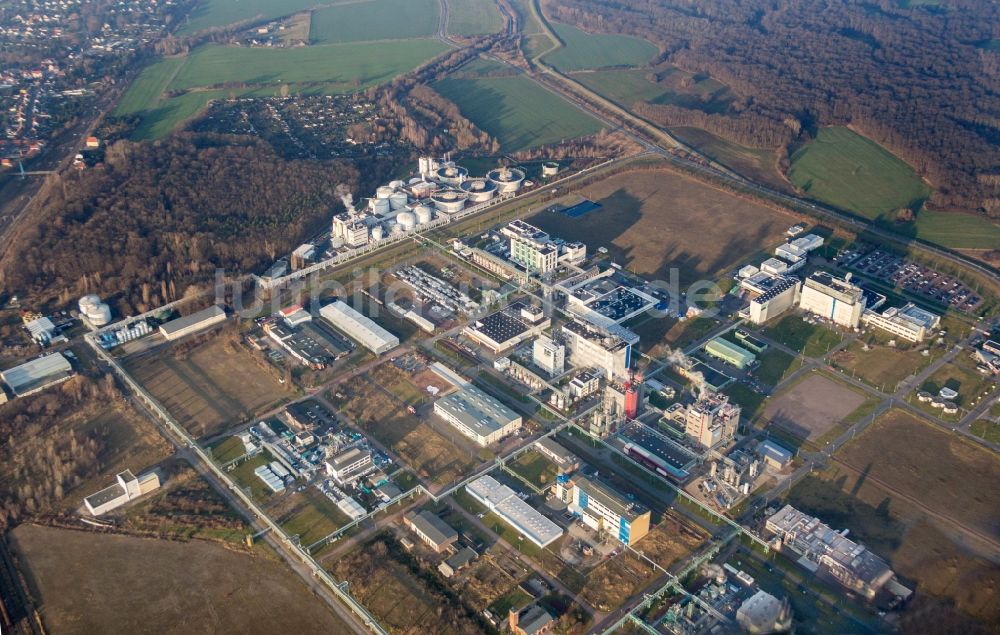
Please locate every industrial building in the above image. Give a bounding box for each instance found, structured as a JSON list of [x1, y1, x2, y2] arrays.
[[465, 476, 562, 547], [159, 305, 227, 341], [463, 302, 549, 354], [502, 220, 559, 274], [736, 590, 792, 634], [532, 335, 565, 376], [758, 440, 793, 470], [534, 437, 579, 474], [325, 447, 373, 484], [264, 321, 349, 369], [84, 469, 160, 516], [556, 475, 651, 546], [703, 337, 756, 369], [734, 329, 769, 353], [560, 319, 632, 380], [684, 392, 741, 449], [403, 510, 458, 553], [470, 248, 530, 284], [568, 369, 601, 399], [509, 603, 555, 635], [766, 504, 897, 600], [799, 272, 864, 328], [1, 352, 73, 397], [434, 384, 522, 446], [748, 276, 801, 325], [860, 302, 940, 342], [319, 300, 399, 354]]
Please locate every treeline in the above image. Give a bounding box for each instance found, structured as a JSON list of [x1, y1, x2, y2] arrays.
[[372, 83, 500, 153], [633, 102, 797, 149], [546, 0, 1000, 217], [512, 129, 642, 161], [0, 134, 358, 313]]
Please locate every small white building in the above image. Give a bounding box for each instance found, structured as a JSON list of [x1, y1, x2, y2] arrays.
[[84, 469, 161, 516], [532, 335, 565, 377], [159, 305, 227, 341]]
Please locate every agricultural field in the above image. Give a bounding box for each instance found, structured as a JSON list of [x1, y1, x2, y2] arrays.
[[571, 67, 734, 114], [762, 313, 842, 357], [178, 0, 329, 35], [124, 337, 293, 438], [908, 209, 1000, 251], [10, 524, 352, 634], [309, 0, 439, 43], [669, 126, 787, 190], [432, 75, 603, 151], [830, 339, 935, 390], [447, 0, 504, 36], [762, 373, 867, 443], [114, 57, 185, 117], [542, 22, 658, 71], [579, 515, 706, 612], [527, 167, 792, 283], [788, 126, 931, 221]]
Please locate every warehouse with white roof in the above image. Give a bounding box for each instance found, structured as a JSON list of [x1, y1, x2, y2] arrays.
[[159, 305, 227, 341], [1, 353, 74, 397], [320, 300, 399, 354], [465, 475, 562, 547], [433, 384, 522, 446]]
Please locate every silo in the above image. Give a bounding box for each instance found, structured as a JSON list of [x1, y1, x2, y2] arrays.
[[542, 161, 560, 177], [389, 192, 408, 210], [390, 222, 403, 235], [376, 185, 393, 199], [414, 205, 433, 225], [396, 211, 417, 231], [388, 180, 405, 189], [371, 225, 385, 241], [460, 178, 497, 203], [371, 198, 391, 215]]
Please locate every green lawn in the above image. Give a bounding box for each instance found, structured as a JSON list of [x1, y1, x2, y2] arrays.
[[432, 75, 602, 151], [508, 450, 559, 488], [753, 349, 802, 387], [115, 57, 185, 116], [309, 0, 439, 43], [830, 339, 934, 390], [542, 22, 657, 71], [178, 0, 329, 35], [723, 382, 767, 419], [278, 489, 352, 547], [918, 359, 995, 409], [209, 436, 247, 463], [447, 0, 504, 36], [969, 420, 1000, 444], [762, 314, 842, 358], [908, 209, 1000, 250], [788, 126, 931, 220]]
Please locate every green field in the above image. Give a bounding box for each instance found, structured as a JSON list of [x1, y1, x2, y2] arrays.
[[572, 68, 732, 113], [447, 0, 504, 36], [115, 57, 185, 116], [432, 75, 602, 151], [542, 22, 657, 71], [309, 0, 439, 43], [908, 209, 1000, 250], [179, 0, 328, 35], [788, 126, 931, 220], [763, 314, 842, 358]]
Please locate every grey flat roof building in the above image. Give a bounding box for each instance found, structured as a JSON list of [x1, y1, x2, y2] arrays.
[[159, 305, 227, 341], [1, 353, 73, 396], [434, 384, 522, 446]]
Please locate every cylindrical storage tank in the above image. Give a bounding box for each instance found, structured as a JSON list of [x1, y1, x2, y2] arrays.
[[414, 205, 433, 225], [488, 167, 525, 194], [435, 165, 468, 186], [460, 178, 497, 203], [371, 225, 385, 241], [331, 237, 345, 249], [389, 192, 408, 210], [376, 185, 393, 199], [396, 211, 416, 231], [542, 161, 560, 177], [371, 198, 391, 215], [79, 294, 100, 313], [388, 180, 405, 189], [390, 222, 404, 235], [431, 189, 468, 214]]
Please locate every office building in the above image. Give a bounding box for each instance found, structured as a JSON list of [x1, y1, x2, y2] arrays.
[[320, 300, 399, 354], [684, 392, 740, 449], [748, 276, 800, 325], [861, 302, 940, 342], [703, 338, 756, 369], [464, 302, 549, 354], [434, 384, 522, 446], [159, 305, 227, 341], [766, 504, 895, 599], [84, 469, 160, 516], [465, 476, 562, 547], [403, 510, 458, 553], [799, 272, 864, 328], [1, 353, 73, 397], [325, 447, 373, 484], [532, 335, 565, 376], [560, 319, 632, 380], [556, 476, 650, 546], [502, 220, 558, 274]]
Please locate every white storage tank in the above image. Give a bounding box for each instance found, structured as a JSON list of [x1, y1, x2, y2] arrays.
[[390, 222, 404, 235], [431, 189, 468, 214], [78, 294, 112, 327], [542, 161, 560, 177], [371, 225, 385, 241], [331, 237, 345, 249], [414, 205, 433, 225], [376, 185, 394, 199], [396, 211, 417, 231], [389, 180, 405, 189], [435, 165, 468, 186], [460, 178, 497, 203], [488, 167, 525, 194], [371, 198, 391, 215], [389, 192, 408, 210]]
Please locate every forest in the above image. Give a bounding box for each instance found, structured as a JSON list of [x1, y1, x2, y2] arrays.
[[0, 135, 360, 313], [545, 0, 1000, 217]]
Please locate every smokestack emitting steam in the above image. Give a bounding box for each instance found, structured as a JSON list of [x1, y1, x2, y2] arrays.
[[335, 184, 356, 215], [665, 347, 706, 394]]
